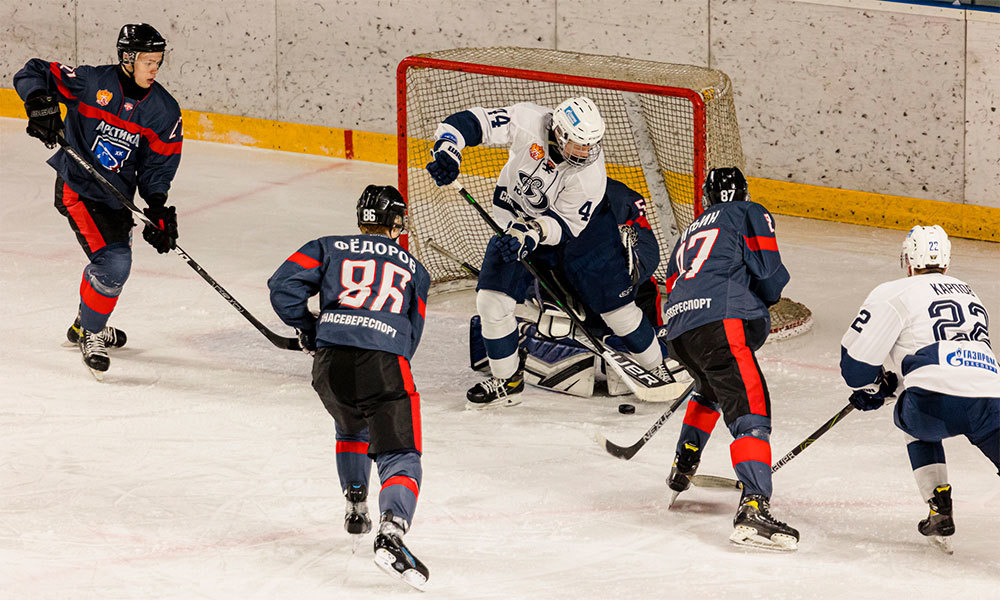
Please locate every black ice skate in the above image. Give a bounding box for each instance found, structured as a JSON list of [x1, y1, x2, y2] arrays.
[[667, 442, 700, 507], [918, 484, 955, 555], [66, 313, 127, 349], [78, 328, 110, 379], [344, 483, 372, 535], [373, 511, 429, 591], [730, 494, 799, 551], [466, 348, 526, 409]]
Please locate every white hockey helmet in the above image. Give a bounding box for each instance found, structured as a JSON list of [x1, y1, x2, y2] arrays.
[[551, 96, 606, 167], [900, 225, 951, 275]]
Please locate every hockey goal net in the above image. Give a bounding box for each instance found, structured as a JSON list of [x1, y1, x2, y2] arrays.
[[396, 48, 811, 338]]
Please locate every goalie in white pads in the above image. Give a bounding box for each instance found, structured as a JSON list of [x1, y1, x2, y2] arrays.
[[426, 97, 668, 408], [840, 225, 999, 554]]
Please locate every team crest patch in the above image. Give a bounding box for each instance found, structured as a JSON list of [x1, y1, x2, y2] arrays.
[[92, 135, 132, 172], [96, 89, 112, 106], [123, 102, 134, 112], [529, 143, 544, 160]]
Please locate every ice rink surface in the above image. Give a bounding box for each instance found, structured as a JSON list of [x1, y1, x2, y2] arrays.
[[1, 116, 998, 599]]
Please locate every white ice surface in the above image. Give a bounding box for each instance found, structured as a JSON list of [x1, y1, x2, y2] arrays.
[[1, 117, 998, 600]]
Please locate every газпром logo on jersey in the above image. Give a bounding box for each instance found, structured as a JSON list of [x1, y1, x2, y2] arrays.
[[946, 348, 998, 373]]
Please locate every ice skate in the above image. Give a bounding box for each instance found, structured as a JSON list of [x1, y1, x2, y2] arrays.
[[918, 484, 955, 555], [66, 312, 127, 349], [373, 511, 429, 591], [344, 483, 372, 536], [667, 442, 700, 507], [466, 348, 526, 409], [78, 328, 110, 380], [730, 494, 799, 551]]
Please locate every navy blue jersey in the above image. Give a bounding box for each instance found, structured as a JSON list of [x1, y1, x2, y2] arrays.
[[268, 235, 431, 360], [13, 61, 183, 207], [661, 201, 789, 340], [605, 178, 660, 282]]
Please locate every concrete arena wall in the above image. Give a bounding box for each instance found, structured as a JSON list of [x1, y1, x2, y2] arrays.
[[1, 0, 997, 240]]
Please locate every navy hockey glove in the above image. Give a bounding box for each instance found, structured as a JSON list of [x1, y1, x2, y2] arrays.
[[498, 218, 542, 263], [142, 199, 178, 254], [848, 369, 898, 411], [296, 327, 317, 356], [425, 137, 462, 186], [24, 91, 62, 148]]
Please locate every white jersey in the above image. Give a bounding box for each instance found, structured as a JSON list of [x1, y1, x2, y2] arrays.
[[841, 272, 999, 398], [435, 103, 607, 245]]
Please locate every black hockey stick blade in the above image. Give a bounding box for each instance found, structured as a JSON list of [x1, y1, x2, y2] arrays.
[[56, 135, 300, 351], [596, 382, 694, 460]]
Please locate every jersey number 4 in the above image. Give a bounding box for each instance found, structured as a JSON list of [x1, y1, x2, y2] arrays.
[[674, 228, 719, 279], [338, 259, 412, 313]]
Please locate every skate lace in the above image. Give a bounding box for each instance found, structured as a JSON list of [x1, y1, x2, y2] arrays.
[[83, 331, 108, 356], [651, 364, 671, 382], [98, 327, 118, 346], [481, 377, 509, 398], [758, 502, 788, 527]]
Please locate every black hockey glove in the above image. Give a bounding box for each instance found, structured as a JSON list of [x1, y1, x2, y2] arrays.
[[848, 369, 898, 411], [425, 136, 462, 186], [142, 200, 178, 254], [24, 90, 63, 148], [497, 218, 541, 263], [295, 328, 317, 356]]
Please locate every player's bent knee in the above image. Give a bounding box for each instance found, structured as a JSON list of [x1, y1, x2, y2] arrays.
[[88, 244, 133, 291], [600, 303, 644, 337], [477, 289, 516, 337]]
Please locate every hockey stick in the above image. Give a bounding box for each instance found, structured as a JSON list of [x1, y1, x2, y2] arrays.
[[426, 238, 481, 276], [689, 403, 856, 489], [57, 135, 300, 351], [450, 181, 687, 401], [594, 382, 695, 460]]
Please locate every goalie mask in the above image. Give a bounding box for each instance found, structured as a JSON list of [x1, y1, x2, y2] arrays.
[[550, 97, 606, 167], [702, 167, 749, 207], [117, 23, 167, 66], [900, 225, 950, 275], [357, 185, 407, 230]]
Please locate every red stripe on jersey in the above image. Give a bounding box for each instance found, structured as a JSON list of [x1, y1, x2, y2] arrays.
[[730, 436, 771, 468], [49, 62, 77, 100], [723, 319, 768, 416], [381, 475, 419, 499], [79, 274, 118, 315], [61, 182, 106, 253], [744, 235, 779, 252], [398, 356, 422, 453], [663, 272, 678, 294], [287, 251, 320, 269], [623, 215, 651, 230], [417, 296, 426, 319], [652, 276, 663, 326], [335, 441, 369, 455], [682, 398, 721, 435], [77, 102, 182, 156]]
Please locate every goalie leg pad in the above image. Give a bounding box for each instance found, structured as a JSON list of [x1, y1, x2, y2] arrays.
[[522, 326, 595, 397]]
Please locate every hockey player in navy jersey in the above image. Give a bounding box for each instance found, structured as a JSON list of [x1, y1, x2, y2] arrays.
[[13, 23, 183, 376], [268, 185, 431, 590], [660, 167, 798, 551], [426, 97, 668, 408], [840, 225, 999, 554]]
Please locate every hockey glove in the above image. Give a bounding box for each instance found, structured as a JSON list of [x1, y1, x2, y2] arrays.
[[425, 137, 462, 186], [619, 224, 641, 285], [848, 369, 898, 411], [296, 328, 317, 356], [142, 200, 179, 254], [24, 91, 62, 148], [498, 218, 542, 263]]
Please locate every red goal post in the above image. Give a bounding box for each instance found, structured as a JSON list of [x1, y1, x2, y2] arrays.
[[396, 47, 746, 284]]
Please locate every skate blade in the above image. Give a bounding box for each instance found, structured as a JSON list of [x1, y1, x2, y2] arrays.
[[85, 365, 106, 382], [926, 535, 954, 555], [668, 490, 681, 509], [350, 534, 365, 555], [729, 526, 798, 552], [374, 549, 427, 591], [465, 397, 522, 410]]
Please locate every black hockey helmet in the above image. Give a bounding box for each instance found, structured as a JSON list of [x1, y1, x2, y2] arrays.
[[117, 23, 167, 65], [357, 185, 407, 229], [702, 167, 749, 207]]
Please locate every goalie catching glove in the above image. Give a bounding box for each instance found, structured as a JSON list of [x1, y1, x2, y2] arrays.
[[848, 369, 898, 411], [425, 135, 462, 186], [498, 218, 544, 263]]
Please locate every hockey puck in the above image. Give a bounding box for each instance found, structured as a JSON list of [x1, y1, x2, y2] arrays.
[[618, 403, 636, 414]]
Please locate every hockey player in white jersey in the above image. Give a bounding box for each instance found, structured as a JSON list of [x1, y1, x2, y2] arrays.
[[840, 225, 999, 553], [426, 97, 667, 407]]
